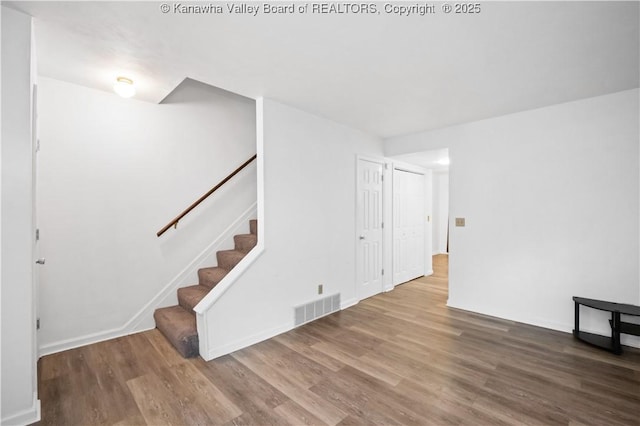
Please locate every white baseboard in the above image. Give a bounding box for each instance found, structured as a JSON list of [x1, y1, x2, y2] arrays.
[[201, 292, 364, 361], [202, 293, 370, 360], [340, 298, 359, 310], [446, 299, 640, 350], [447, 298, 570, 332], [425, 269, 434, 276], [39, 326, 155, 357], [1, 394, 40, 426], [203, 322, 293, 361]]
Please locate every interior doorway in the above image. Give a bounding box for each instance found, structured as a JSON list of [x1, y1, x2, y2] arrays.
[[432, 169, 449, 255], [388, 148, 450, 291]]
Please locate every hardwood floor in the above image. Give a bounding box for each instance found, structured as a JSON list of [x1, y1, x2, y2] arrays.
[[35, 255, 640, 425]]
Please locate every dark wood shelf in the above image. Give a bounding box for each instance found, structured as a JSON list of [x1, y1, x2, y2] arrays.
[[609, 319, 640, 337], [620, 321, 640, 336], [573, 330, 618, 353], [573, 296, 640, 316], [574, 296, 640, 355]]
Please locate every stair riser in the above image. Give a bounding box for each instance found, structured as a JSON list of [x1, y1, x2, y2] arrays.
[[198, 267, 227, 289], [217, 251, 245, 271], [234, 234, 257, 253], [250, 219, 258, 235], [154, 307, 199, 358], [177, 286, 209, 312], [178, 298, 191, 312]]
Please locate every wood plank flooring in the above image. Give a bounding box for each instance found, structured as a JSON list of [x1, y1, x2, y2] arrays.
[[35, 255, 640, 425]]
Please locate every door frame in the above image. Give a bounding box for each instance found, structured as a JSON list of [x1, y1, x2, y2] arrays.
[[31, 83, 40, 354], [355, 155, 392, 304]]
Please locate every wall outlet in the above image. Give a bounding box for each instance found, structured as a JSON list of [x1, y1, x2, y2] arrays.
[[318, 284, 323, 295], [455, 217, 466, 227]]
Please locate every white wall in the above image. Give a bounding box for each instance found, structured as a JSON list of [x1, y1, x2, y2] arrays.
[[201, 98, 384, 359], [432, 170, 449, 254], [37, 77, 256, 353], [1, 6, 41, 424], [385, 89, 640, 345]]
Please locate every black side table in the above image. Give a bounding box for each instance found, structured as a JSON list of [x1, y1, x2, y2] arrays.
[[573, 296, 640, 354]]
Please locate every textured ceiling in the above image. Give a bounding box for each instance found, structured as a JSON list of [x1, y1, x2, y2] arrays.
[[9, 1, 640, 138]]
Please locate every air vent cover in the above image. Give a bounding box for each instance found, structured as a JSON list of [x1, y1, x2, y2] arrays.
[[294, 294, 340, 326]]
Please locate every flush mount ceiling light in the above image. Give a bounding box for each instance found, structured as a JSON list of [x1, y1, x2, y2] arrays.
[[113, 76, 136, 98], [437, 158, 450, 166]]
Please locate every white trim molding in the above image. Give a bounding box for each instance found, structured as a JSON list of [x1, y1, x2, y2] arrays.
[[446, 299, 640, 350], [341, 298, 359, 310], [204, 323, 292, 361], [1, 393, 41, 426]]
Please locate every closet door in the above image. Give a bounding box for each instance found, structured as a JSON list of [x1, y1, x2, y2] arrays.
[[393, 169, 425, 285]]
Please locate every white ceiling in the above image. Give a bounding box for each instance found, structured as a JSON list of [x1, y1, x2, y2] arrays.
[[8, 1, 640, 139]]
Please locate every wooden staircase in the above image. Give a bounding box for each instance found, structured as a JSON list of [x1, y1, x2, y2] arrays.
[[154, 219, 257, 357]]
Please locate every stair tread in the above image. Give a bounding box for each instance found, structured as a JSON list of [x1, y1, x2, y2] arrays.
[[217, 249, 245, 256], [234, 233, 257, 239], [178, 285, 210, 312], [198, 266, 228, 288], [154, 306, 199, 358]]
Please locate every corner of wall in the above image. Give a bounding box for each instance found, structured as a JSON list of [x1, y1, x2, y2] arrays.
[[341, 298, 359, 310]]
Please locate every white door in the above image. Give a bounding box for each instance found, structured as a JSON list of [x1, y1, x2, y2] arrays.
[[393, 169, 425, 285], [356, 159, 384, 300]]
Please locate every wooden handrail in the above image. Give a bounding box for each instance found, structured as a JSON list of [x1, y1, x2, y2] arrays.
[[157, 154, 257, 237]]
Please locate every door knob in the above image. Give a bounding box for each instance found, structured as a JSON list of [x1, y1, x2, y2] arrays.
[[35, 258, 45, 265], [359, 236, 365, 240]]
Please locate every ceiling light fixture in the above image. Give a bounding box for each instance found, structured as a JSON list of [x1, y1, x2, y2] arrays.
[[437, 158, 450, 166], [113, 76, 136, 98]]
